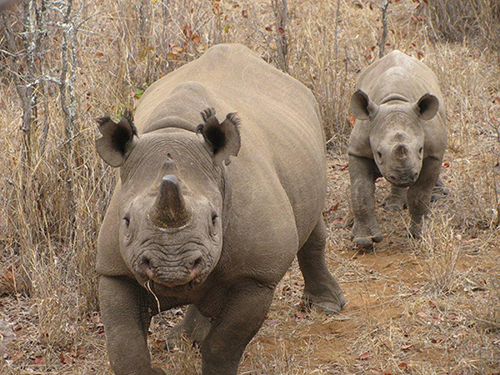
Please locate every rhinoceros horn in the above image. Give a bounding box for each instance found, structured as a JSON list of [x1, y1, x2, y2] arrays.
[[151, 175, 190, 228]]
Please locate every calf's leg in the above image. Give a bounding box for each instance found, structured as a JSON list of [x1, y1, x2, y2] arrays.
[[431, 175, 449, 202], [407, 158, 442, 238], [383, 185, 407, 210], [349, 155, 383, 249]]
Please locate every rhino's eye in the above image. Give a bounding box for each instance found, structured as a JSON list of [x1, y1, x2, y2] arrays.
[[210, 212, 219, 237], [123, 216, 130, 227], [377, 151, 382, 159], [211, 212, 218, 227], [419, 147, 423, 155]]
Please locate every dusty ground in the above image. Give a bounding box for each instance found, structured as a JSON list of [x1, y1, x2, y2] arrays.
[[2, 153, 499, 375]]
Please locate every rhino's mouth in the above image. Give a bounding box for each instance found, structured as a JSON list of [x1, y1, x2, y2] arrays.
[[385, 172, 419, 188], [150, 271, 207, 290], [136, 258, 211, 293]]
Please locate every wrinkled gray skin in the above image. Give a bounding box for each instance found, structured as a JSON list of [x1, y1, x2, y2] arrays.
[[96, 44, 345, 375], [348, 50, 447, 249]]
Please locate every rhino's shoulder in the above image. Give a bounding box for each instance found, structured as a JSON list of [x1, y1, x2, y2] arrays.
[[348, 120, 373, 158]]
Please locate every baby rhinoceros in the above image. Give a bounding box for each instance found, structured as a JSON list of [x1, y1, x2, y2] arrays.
[[348, 50, 447, 249], [95, 44, 345, 375]]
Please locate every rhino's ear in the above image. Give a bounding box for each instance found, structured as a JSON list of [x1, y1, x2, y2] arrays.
[[414, 93, 439, 121], [350, 89, 379, 121], [95, 110, 137, 167], [196, 107, 241, 166]]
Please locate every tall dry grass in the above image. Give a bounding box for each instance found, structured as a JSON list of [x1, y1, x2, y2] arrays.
[[1, 0, 499, 373], [421, 0, 500, 51]]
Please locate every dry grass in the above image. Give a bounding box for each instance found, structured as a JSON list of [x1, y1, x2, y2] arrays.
[[1, 0, 500, 374], [420, 0, 500, 51]]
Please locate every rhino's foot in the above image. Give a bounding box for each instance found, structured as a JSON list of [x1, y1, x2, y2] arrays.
[[431, 186, 449, 202], [165, 330, 190, 352], [408, 223, 422, 239], [353, 235, 383, 250], [149, 368, 166, 375], [352, 221, 383, 250], [382, 195, 407, 211], [302, 291, 346, 315], [165, 305, 211, 352], [165, 324, 209, 352], [431, 177, 449, 202]]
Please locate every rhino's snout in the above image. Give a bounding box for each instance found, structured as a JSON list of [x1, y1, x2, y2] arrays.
[[138, 251, 204, 287], [387, 171, 419, 187]]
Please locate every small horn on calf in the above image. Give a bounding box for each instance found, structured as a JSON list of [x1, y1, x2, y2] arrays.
[[393, 144, 409, 160], [151, 175, 190, 228]]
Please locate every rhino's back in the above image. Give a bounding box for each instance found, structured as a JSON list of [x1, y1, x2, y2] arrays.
[[138, 44, 326, 255], [357, 50, 444, 108], [136, 44, 321, 137]]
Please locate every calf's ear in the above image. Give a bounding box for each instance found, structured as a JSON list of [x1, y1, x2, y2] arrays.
[[350, 90, 379, 120], [414, 93, 439, 121], [95, 110, 137, 167], [196, 107, 241, 166]]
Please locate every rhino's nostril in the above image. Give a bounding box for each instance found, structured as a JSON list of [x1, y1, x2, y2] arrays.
[[192, 256, 203, 270], [142, 257, 151, 269], [140, 255, 155, 279]]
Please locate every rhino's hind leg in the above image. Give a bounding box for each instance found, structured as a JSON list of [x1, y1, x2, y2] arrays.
[[383, 185, 407, 211], [297, 218, 346, 314], [431, 176, 449, 202], [165, 305, 211, 351]]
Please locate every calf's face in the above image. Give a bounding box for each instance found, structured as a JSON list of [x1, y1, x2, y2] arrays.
[[350, 90, 439, 188]]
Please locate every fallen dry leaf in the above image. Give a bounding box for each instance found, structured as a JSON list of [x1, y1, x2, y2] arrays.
[[358, 351, 370, 360]]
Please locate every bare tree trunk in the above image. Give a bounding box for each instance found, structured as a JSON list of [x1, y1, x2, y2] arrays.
[[334, 0, 341, 76], [272, 0, 288, 73], [1, 0, 48, 196], [161, 0, 171, 71], [379, 0, 390, 58], [58, 0, 82, 247]]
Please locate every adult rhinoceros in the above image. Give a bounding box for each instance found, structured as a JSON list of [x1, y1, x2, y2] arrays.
[[95, 44, 345, 375]]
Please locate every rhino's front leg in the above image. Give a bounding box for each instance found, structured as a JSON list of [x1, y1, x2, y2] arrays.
[[99, 276, 165, 375], [349, 155, 383, 249], [200, 280, 275, 375], [383, 185, 407, 211], [431, 175, 449, 202], [407, 157, 442, 238]]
